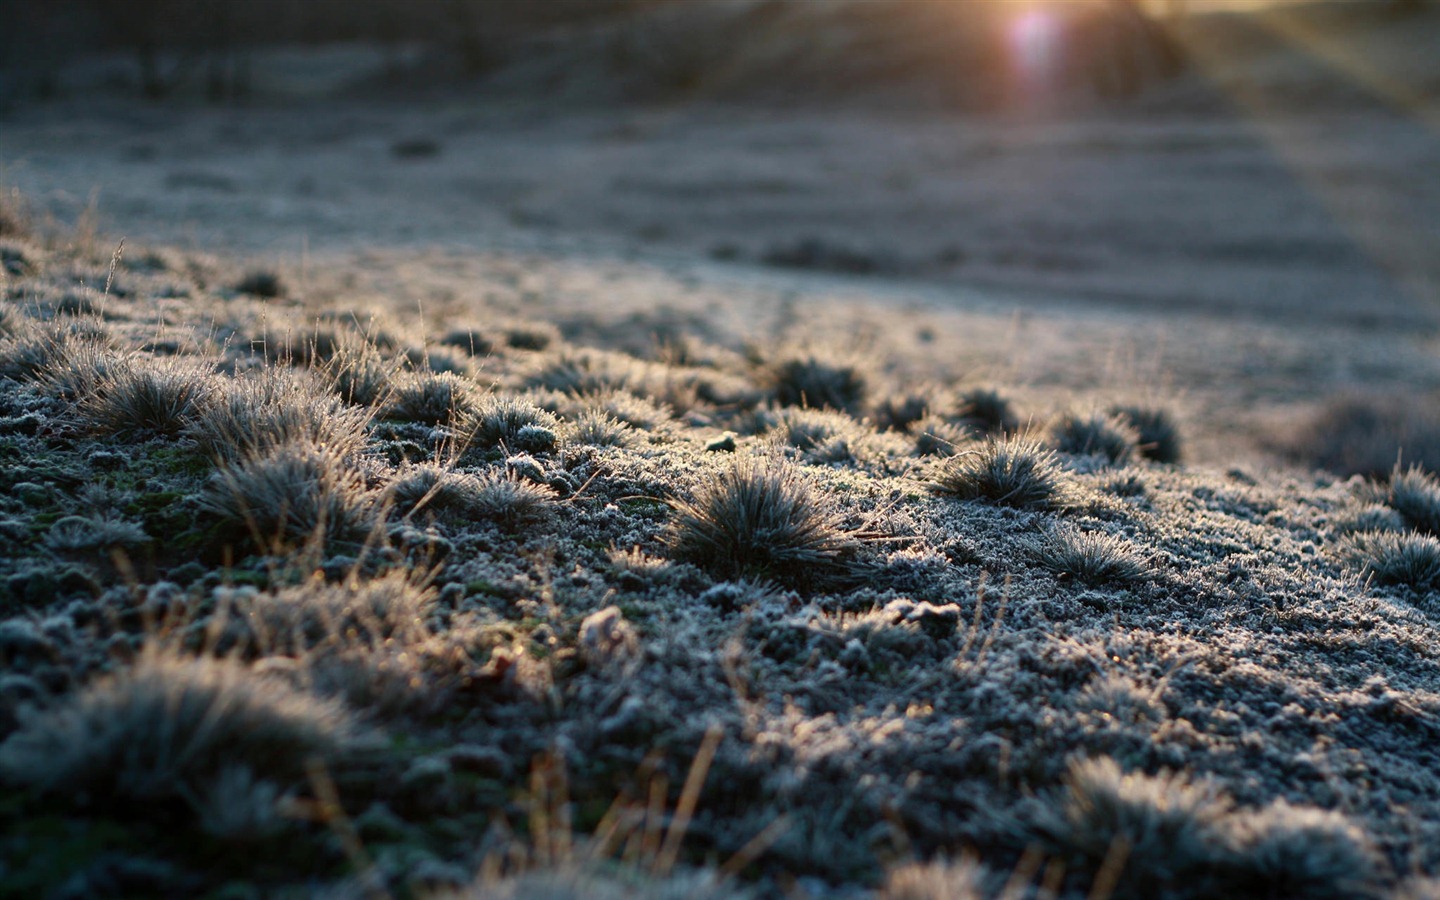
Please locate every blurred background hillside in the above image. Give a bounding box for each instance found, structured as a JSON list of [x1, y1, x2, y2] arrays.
[[2, 0, 1434, 111], [3, 0, 1440, 471]]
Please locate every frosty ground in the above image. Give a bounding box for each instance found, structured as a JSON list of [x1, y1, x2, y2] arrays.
[[3, 12, 1440, 895], [2, 187, 1440, 895]]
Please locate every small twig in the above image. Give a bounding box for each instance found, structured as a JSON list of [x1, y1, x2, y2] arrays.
[[1040, 857, 1068, 899], [1087, 836, 1130, 900], [717, 814, 790, 882], [641, 771, 669, 865], [961, 572, 988, 657], [977, 574, 1011, 664], [1000, 845, 1047, 900], [304, 758, 388, 899], [656, 723, 723, 876], [103, 238, 125, 296]]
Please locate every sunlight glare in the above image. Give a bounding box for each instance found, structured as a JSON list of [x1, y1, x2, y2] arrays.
[[1008, 8, 1063, 96]]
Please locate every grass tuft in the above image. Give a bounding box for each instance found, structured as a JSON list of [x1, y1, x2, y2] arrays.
[[41, 339, 127, 402], [1386, 464, 1440, 535], [77, 356, 215, 439], [1285, 392, 1440, 477], [468, 470, 559, 526], [569, 409, 635, 448], [1034, 757, 1232, 897], [1221, 801, 1382, 900], [766, 349, 868, 414], [0, 651, 364, 808], [584, 389, 674, 430], [770, 407, 864, 463], [1330, 503, 1405, 536], [385, 370, 479, 426], [388, 463, 474, 518], [188, 368, 370, 462], [241, 571, 435, 653], [1027, 527, 1152, 585], [502, 320, 560, 352], [388, 462, 554, 526], [321, 333, 399, 407], [880, 857, 988, 900], [438, 327, 497, 357], [1051, 411, 1139, 464], [911, 414, 971, 457], [0, 188, 35, 238], [525, 347, 639, 396], [234, 269, 286, 298], [45, 513, 150, 551], [1048, 764, 1372, 897], [872, 387, 939, 433], [464, 394, 562, 452], [954, 387, 1018, 436], [1110, 404, 1183, 463], [1, 323, 120, 398], [932, 436, 1068, 509], [198, 441, 376, 548], [0, 303, 32, 339], [1343, 530, 1440, 590], [667, 458, 864, 590]]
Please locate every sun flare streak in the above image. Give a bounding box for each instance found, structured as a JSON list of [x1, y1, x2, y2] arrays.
[[1251, 9, 1440, 131], [1177, 9, 1440, 307]]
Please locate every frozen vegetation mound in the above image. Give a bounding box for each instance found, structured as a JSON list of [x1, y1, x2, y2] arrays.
[[1, 224, 1439, 898]]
